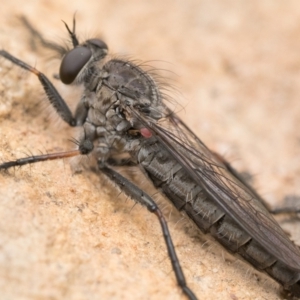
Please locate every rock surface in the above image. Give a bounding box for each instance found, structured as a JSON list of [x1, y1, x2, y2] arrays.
[[1, 1, 300, 299]]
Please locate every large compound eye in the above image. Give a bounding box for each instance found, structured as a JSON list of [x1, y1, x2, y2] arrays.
[[87, 38, 108, 50], [59, 46, 92, 84]]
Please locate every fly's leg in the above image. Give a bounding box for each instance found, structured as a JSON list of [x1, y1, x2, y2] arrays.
[[271, 195, 300, 214], [0, 150, 81, 170], [0, 50, 78, 126], [100, 165, 198, 300], [19, 16, 68, 57], [106, 157, 137, 167], [0, 139, 94, 170], [2, 134, 97, 169]]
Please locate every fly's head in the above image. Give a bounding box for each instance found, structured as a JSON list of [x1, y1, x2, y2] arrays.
[[59, 39, 108, 85], [59, 18, 108, 85]]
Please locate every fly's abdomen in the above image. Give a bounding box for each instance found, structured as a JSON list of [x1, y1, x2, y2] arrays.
[[133, 138, 300, 291]]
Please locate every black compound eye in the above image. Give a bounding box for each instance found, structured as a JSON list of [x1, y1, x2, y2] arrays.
[[87, 38, 108, 50], [59, 46, 92, 84]]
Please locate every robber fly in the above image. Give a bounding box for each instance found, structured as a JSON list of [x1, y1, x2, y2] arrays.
[[1, 16, 300, 299]]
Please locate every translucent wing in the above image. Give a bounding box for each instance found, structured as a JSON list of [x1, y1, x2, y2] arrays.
[[127, 105, 300, 270]]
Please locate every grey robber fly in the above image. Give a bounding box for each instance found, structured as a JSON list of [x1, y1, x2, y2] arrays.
[[1, 16, 300, 299]]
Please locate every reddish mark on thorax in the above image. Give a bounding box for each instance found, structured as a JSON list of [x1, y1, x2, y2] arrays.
[[140, 128, 152, 138]]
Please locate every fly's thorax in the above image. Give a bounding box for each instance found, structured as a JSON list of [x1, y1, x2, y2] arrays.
[[82, 80, 129, 135], [103, 59, 160, 103], [76, 56, 170, 163], [101, 59, 166, 120], [80, 82, 144, 162]]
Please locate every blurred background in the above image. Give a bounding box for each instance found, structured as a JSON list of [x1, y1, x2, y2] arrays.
[[1, 1, 300, 299]]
